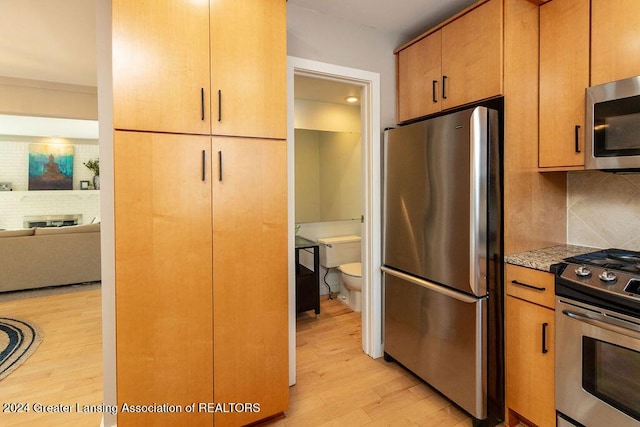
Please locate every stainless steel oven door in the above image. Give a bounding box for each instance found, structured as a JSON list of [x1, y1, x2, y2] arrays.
[[556, 298, 640, 427]]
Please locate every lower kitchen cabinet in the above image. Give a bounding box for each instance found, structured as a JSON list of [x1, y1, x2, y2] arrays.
[[505, 264, 555, 427]]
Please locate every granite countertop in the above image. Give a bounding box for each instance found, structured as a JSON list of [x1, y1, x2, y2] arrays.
[[505, 244, 599, 272]]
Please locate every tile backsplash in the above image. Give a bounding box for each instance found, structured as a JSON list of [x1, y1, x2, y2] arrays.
[[568, 171, 640, 250]]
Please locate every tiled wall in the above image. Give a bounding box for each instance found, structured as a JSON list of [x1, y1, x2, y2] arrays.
[[0, 138, 100, 229], [567, 171, 640, 250]]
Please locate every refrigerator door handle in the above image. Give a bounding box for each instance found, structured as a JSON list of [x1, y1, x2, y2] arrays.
[[382, 266, 479, 303], [469, 108, 489, 297]]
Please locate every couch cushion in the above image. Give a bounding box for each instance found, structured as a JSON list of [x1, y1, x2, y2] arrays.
[[0, 228, 35, 238], [34, 223, 101, 236]]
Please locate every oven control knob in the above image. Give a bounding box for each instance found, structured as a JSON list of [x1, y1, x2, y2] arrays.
[[575, 265, 592, 277], [598, 270, 617, 283]]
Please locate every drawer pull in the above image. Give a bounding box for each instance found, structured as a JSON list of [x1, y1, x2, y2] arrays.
[[511, 280, 546, 292]]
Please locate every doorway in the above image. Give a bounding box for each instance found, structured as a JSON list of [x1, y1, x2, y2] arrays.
[[287, 57, 382, 386]]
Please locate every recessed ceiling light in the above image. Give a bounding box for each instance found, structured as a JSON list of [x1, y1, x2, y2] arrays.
[[345, 96, 359, 103]]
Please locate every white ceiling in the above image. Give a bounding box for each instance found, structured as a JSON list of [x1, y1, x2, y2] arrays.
[[289, 0, 477, 41], [0, 0, 476, 136], [0, 0, 97, 87]]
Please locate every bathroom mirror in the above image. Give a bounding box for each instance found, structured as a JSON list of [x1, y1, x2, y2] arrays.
[[294, 129, 361, 223]]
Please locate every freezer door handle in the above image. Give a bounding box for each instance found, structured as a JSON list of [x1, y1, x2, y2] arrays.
[[381, 266, 479, 303]]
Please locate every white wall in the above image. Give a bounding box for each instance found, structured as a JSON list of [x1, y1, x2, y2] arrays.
[[287, 4, 405, 131], [294, 99, 361, 132], [0, 137, 100, 229]]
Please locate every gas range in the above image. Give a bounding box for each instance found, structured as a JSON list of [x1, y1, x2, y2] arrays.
[[555, 248, 640, 317], [554, 248, 640, 427]]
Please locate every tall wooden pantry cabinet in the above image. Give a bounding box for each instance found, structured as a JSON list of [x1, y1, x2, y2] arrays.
[[111, 1, 288, 426]]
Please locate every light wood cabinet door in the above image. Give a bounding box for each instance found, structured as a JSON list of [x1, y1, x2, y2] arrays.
[[112, 1, 211, 135], [505, 295, 555, 427], [591, 0, 640, 86], [210, 0, 287, 139], [539, 0, 589, 169], [441, 0, 503, 110], [396, 31, 442, 123], [212, 137, 288, 425], [114, 131, 213, 426]]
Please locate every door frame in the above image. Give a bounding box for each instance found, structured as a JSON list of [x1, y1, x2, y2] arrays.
[[287, 56, 382, 385]]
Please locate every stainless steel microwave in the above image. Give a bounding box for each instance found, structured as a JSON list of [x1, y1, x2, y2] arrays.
[[586, 75, 640, 170]]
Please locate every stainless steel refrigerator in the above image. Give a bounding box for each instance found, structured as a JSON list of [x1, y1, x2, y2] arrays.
[[382, 106, 503, 426]]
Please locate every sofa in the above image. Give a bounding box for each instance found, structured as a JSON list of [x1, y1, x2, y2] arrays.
[[0, 223, 101, 293]]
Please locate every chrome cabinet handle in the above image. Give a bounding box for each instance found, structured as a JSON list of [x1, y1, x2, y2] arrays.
[[511, 280, 545, 292]]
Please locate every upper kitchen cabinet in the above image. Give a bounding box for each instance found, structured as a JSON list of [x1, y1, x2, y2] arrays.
[[440, 0, 502, 111], [112, 0, 287, 139], [395, 0, 503, 123], [210, 0, 287, 140], [591, 0, 640, 86], [396, 31, 442, 122], [538, 0, 589, 170], [112, 1, 211, 135]]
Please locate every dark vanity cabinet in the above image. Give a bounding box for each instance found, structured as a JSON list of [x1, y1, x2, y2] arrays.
[[295, 236, 320, 315]]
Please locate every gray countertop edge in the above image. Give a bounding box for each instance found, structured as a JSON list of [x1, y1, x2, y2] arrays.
[[504, 244, 600, 273]]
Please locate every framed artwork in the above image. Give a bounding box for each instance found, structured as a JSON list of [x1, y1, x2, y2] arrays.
[[28, 144, 74, 190], [80, 180, 90, 190]]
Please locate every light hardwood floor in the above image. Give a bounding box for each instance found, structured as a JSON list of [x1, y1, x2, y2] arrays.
[[267, 297, 474, 427], [0, 289, 495, 427], [0, 288, 103, 427]]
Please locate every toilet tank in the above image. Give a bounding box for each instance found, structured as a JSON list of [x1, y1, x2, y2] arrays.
[[318, 235, 361, 268]]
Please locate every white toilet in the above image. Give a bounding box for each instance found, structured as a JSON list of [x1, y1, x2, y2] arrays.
[[318, 235, 362, 312]]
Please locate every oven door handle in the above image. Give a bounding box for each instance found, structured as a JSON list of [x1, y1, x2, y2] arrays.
[[562, 309, 640, 339]]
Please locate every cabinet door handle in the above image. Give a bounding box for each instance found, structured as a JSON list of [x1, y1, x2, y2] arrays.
[[218, 151, 223, 181], [432, 80, 438, 103], [217, 90, 222, 122], [541, 322, 549, 354], [442, 75, 448, 99], [200, 88, 205, 121], [511, 280, 546, 292], [201, 150, 206, 181], [575, 125, 581, 153]]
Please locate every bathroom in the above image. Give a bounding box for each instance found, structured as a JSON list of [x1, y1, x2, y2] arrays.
[[293, 74, 364, 314]]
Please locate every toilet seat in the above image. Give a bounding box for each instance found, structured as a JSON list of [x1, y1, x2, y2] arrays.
[[339, 262, 361, 278]]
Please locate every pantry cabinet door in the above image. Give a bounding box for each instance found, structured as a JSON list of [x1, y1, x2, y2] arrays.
[[212, 136, 288, 426], [591, 0, 640, 86], [539, 0, 589, 169], [396, 30, 443, 123], [112, 0, 211, 135], [114, 131, 213, 426], [210, 0, 287, 139], [441, 0, 503, 110]]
